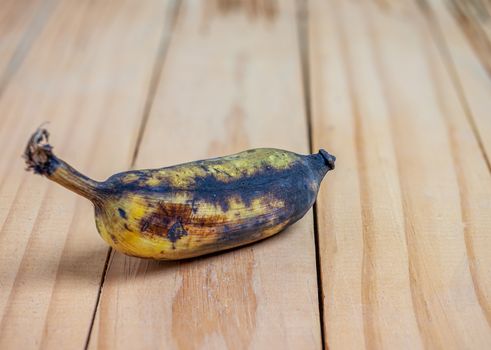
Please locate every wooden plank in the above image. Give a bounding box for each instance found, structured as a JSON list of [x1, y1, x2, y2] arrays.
[[421, 0, 491, 329], [422, 0, 491, 164], [0, 0, 57, 180], [309, 0, 491, 348], [0, 0, 58, 96], [308, 0, 417, 348], [89, 0, 322, 349], [0, 0, 172, 348]]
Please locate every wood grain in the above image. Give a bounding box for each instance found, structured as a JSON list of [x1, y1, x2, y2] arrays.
[[0, 0, 57, 183], [422, 0, 491, 329], [0, 0, 172, 348], [0, 0, 57, 95], [89, 0, 322, 349], [310, 0, 491, 348], [422, 0, 491, 165]]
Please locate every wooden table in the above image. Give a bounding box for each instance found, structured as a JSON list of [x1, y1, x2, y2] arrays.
[[1, 0, 490, 348]]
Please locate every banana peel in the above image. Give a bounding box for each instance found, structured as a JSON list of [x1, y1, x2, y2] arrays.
[[24, 127, 335, 260]]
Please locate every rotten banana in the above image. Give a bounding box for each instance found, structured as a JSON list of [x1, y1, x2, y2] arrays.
[[24, 127, 335, 260]]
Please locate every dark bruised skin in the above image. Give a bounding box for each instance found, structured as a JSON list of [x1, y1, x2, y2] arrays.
[[105, 151, 330, 203], [95, 150, 335, 258], [23, 127, 335, 260]]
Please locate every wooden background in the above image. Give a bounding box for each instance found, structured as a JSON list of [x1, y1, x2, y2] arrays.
[[1, 0, 490, 349]]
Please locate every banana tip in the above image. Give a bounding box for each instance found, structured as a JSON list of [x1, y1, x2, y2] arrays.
[[23, 126, 55, 175], [319, 149, 336, 170]]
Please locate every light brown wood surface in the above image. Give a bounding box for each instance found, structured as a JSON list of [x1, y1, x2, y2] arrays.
[[0, 0, 490, 349]]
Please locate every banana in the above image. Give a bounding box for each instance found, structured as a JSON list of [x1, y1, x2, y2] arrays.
[[24, 127, 335, 260]]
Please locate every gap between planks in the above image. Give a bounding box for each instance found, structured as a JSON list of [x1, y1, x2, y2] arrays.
[[295, 0, 327, 349]]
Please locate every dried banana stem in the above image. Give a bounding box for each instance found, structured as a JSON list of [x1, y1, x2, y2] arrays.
[[23, 127, 101, 201]]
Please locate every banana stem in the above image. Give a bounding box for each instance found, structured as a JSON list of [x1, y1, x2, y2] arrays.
[[23, 127, 102, 202], [319, 149, 336, 170]]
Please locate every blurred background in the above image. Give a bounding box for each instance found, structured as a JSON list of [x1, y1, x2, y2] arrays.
[[1, 0, 490, 349]]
